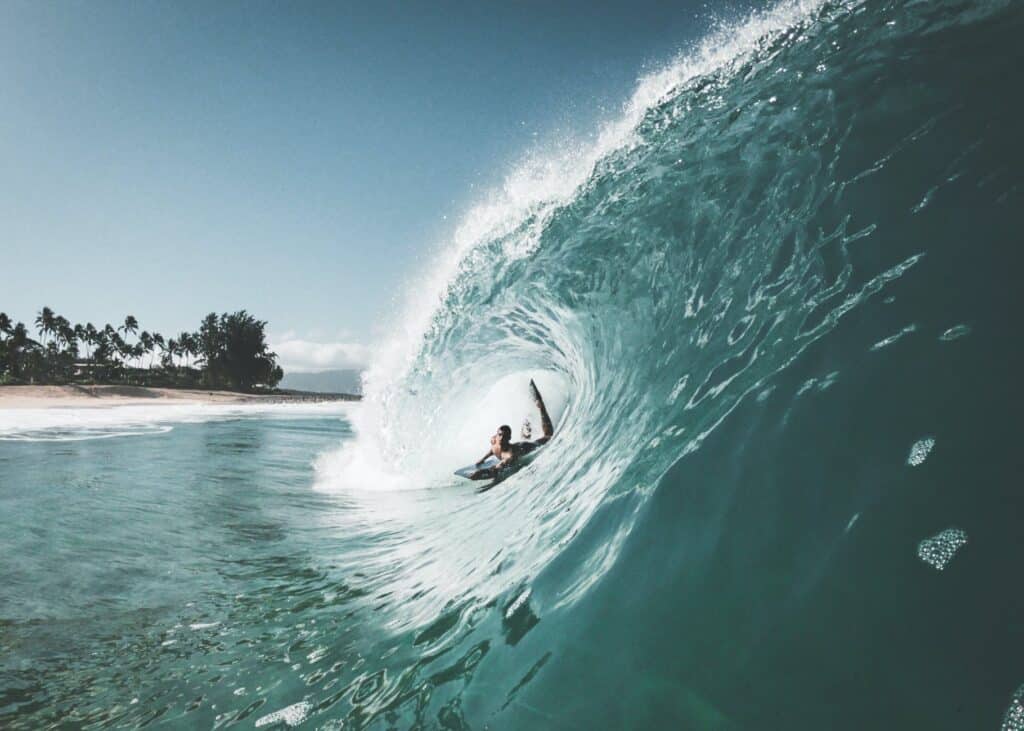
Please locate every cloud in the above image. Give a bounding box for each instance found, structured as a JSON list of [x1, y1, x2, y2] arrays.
[[270, 338, 371, 372]]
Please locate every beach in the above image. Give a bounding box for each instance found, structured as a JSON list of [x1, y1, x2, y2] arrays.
[[0, 385, 356, 409]]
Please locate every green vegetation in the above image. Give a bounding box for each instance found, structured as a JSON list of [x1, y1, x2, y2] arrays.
[[0, 308, 283, 391]]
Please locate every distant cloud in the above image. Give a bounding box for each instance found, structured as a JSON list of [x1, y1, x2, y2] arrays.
[[270, 338, 370, 373]]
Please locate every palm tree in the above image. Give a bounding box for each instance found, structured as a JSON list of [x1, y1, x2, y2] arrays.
[[35, 307, 55, 347], [75, 323, 96, 379], [0, 314, 10, 379], [132, 342, 145, 374], [92, 330, 113, 381], [111, 333, 129, 381], [152, 333, 165, 370], [139, 331, 154, 369], [163, 337, 177, 370], [85, 323, 98, 359], [177, 331, 194, 369], [46, 316, 75, 383], [56, 317, 76, 357], [188, 332, 199, 370], [83, 323, 99, 379], [0, 314, 9, 379], [8, 322, 32, 380], [120, 315, 139, 338]]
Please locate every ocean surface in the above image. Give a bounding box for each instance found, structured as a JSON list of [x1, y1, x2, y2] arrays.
[[3, 0, 1024, 728]]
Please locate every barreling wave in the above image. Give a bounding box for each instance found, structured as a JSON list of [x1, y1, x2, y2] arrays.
[[325, 0, 974, 589], [302, 0, 1024, 725]]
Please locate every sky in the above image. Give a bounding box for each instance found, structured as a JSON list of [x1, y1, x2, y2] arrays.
[[0, 0, 757, 372]]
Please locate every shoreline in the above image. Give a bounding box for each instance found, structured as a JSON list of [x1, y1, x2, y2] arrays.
[[0, 385, 360, 409]]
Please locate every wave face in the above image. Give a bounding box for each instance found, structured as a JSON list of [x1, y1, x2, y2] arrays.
[[318, 0, 1024, 726]]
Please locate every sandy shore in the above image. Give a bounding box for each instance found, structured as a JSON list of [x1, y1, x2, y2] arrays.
[[0, 385, 358, 409]]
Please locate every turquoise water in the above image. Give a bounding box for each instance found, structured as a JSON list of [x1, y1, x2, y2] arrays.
[[4, 0, 1024, 727], [0, 411, 360, 726]]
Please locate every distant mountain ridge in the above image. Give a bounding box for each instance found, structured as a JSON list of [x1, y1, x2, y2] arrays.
[[279, 369, 363, 395]]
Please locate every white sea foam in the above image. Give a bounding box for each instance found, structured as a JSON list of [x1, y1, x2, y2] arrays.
[[916, 527, 967, 571], [0, 401, 351, 442], [870, 323, 917, 351], [1003, 685, 1024, 731], [313, 369, 567, 492], [255, 700, 312, 728], [906, 437, 935, 466], [189, 621, 220, 630]]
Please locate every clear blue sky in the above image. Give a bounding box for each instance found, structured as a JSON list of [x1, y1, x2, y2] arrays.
[[0, 0, 756, 370]]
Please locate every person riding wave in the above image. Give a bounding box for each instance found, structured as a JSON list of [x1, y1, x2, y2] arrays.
[[470, 379, 554, 480]]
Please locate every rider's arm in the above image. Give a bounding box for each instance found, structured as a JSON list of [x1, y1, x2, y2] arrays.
[[475, 451, 493, 466], [469, 452, 514, 480], [480, 456, 513, 478], [531, 380, 554, 438]]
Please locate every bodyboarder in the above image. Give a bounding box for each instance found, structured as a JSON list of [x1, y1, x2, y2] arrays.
[[469, 379, 554, 480]]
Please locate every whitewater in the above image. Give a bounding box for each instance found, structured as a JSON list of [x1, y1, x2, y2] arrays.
[[2, 0, 1023, 728]]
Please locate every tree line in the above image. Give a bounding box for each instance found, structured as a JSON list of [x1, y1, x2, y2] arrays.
[[0, 307, 284, 391]]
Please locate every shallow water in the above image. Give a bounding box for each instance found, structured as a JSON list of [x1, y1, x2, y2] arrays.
[[0, 410, 360, 726], [4, 0, 1024, 727]]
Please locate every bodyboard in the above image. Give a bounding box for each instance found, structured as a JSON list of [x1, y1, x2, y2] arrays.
[[454, 446, 545, 481], [454, 456, 499, 480]]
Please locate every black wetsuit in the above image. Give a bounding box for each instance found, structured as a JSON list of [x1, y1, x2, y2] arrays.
[[511, 436, 550, 458]]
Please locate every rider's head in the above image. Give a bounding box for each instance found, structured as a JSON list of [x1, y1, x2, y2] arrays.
[[497, 425, 512, 445]]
